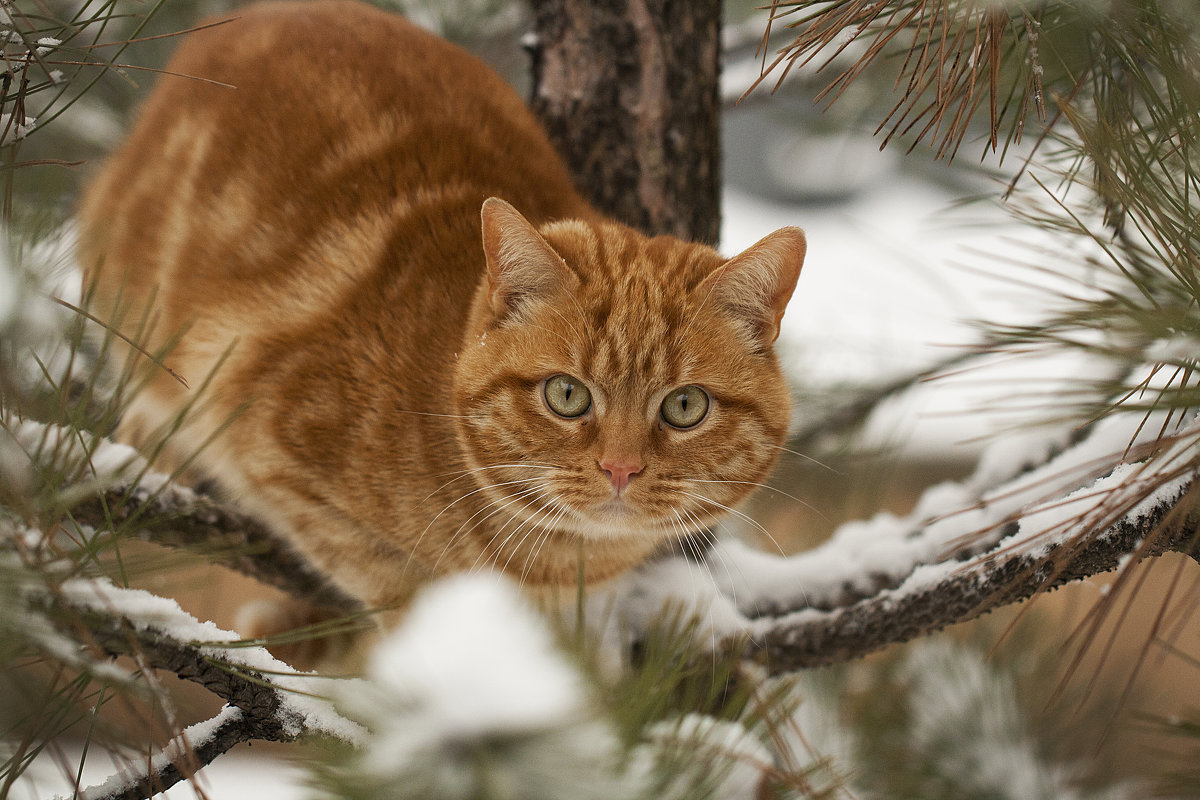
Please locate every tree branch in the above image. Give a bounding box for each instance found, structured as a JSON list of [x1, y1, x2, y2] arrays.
[[61, 407, 1199, 685], [77, 707, 255, 800], [31, 577, 364, 799], [70, 479, 361, 615], [745, 478, 1200, 674]]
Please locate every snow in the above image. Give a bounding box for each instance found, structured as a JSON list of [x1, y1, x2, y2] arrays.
[[1, 225, 91, 395], [0, 248, 17, 327], [708, 389, 1197, 616], [52, 577, 366, 745], [595, 555, 748, 637], [0, 111, 36, 140], [324, 576, 797, 799], [642, 714, 774, 800], [349, 574, 586, 745], [20, 746, 308, 800], [327, 575, 648, 800], [73, 706, 244, 800], [720, 406, 1196, 640], [2, 418, 144, 492], [902, 639, 1134, 800], [1144, 335, 1200, 367]]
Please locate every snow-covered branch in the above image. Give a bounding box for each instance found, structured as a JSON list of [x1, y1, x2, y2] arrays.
[[697, 406, 1200, 673], [745, 476, 1198, 673], [32, 578, 365, 799], [75, 706, 255, 800], [59, 403, 1200, 687]]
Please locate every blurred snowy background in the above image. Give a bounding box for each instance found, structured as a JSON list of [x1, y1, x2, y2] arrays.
[[6, 0, 1200, 798]]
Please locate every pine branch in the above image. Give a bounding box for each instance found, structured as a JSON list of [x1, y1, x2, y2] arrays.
[[55, 601, 299, 737], [30, 577, 364, 800], [64, 405, 1198, 684], [75, 707, 255, 800], [70, 479, 361, 615], [747, 478, 1199, 673]]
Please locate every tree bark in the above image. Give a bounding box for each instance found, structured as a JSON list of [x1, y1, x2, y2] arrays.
[[527, 0, 722, 244], [73, 481, 361, 615]]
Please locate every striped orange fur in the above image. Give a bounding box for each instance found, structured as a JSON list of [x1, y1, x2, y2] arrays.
[[78, 0, 806, 615]]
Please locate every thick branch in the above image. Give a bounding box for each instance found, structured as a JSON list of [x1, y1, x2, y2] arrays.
[[66, 609, 299, 736], [70, 480, 361, 614], [527, 0, 722, 243]]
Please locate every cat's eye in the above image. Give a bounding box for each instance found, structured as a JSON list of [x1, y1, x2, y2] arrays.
[[544, 374, 592, 418], [661, 385, 709, 428]]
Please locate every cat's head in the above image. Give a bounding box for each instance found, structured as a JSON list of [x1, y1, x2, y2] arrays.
[[453, 198, 804, 551]]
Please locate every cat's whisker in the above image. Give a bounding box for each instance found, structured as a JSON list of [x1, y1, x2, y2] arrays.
[[559, 292, 597, 349], [485, 499, 548, 577], [429, 484, 548, 577], [427, 462, 563, 481], [679, 491, 786, 556], [680, 522, 708, 559], [677, 510, 745, 611], [524, 322, 576, 349], [518, 502, 569, 576], [416, 481, 545, 575], [500, 503, 558, 581], [534, 303, 591, 351], [518, 505, 570, 587], [390, 408, 476, 419], [663, 510, 704, 600], [411, 475, 545, 558], [473, 492, 558, 575], [677, 506, 712, 552], [690, 478, 827, 520], [764, 442, 840, 473], [421, 463, 561, 503], [676, 252, 733, 346]]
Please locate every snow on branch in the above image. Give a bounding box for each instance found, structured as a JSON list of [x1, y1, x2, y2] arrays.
[[32, 577, 365, 799], [74, 706, 252, 800], [4, 417, 357, 613], [55, 401, 1200, 688], [701, 407, 1200, 673], [745, 475, 1198, 673]]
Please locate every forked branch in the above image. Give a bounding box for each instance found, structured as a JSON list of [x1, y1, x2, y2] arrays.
[[745, 479, 1199, 673], [33, 578, 363, 800]]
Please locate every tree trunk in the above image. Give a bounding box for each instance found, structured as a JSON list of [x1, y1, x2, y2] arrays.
[[526, 0, 722, 244]]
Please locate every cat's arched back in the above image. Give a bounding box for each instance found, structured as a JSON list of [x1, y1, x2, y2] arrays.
[[79, 0, 805, 613]]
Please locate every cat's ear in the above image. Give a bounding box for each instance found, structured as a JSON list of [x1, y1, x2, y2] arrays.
[[698, 227, 806, 346], [480, 198, 572, 320]]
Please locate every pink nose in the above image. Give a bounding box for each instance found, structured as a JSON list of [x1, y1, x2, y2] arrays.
[[599, 459, 643, 492]]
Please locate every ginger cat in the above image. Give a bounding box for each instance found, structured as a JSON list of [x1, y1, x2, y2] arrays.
[[78, 0, 805, 617]]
